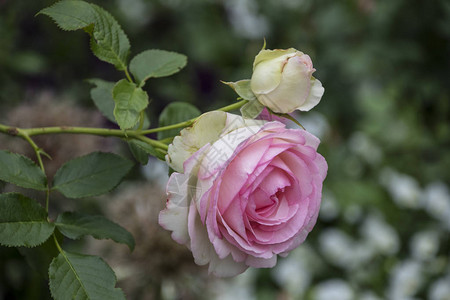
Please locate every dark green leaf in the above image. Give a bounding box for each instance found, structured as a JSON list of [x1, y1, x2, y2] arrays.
[[222, 79, 257, 101], [240, 99, 265, 119], [49, 251, 125, 300], [130, 49, 187, 85], [128, 139, 165, 161], [87, 78, 116, 122], [55, 212, 135, 251], [87, 79, 150, 129], [0, 150, 47, 190], [158, 102, 201, 140], [128, 141, 149, 165], [0, 193, 54, 247], [19, 229, 63, 280], [113, 79, 149, 130], [38, 0, 94, 31], [89, 5, 130, 71], [52, 152, 133, 198], [39, 1, 130, 70]]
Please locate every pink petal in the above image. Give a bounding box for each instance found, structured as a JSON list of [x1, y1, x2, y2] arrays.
[[246, 254, 277, 268]]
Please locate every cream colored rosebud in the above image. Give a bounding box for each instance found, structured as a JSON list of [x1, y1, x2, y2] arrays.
[[250, 48, 324, 113]]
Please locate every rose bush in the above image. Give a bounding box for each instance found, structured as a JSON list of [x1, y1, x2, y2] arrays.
[[250, 48, 325, 114], [159, 111, 327, 276]]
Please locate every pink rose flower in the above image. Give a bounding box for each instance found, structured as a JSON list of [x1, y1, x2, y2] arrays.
[[159, 111, 327, 277]]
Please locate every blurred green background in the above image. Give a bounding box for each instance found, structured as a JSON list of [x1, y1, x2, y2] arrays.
[[1, 0, 449, 299]]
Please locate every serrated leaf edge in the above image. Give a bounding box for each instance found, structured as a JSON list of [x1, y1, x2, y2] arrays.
[[0, 150, 47, 190], [52, 152, 133, 198], [54, 212, 135, 251]]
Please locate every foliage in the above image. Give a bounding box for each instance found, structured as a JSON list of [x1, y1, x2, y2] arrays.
[[1, 2, 193, 298], [0, 193, 54, 248], [49, 252, 125, 300], [0, 150, 47, 190], [0, 0, 449, 299]]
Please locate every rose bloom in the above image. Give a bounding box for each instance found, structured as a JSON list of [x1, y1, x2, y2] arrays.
[[159, 112, 327, 276], [250, 48, 324, 114]]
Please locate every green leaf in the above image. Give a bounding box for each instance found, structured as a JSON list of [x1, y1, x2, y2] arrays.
[[130, 49, 187, 85], [89, 5, 130, 71], [157, 102, 201, 140], [128, 139, 165, 162], [128, 141, 149, 165], [240, 99, 265, 119], [52, 152, 133, 198], [39, 0, 130, 70], [87, 79, 150, 129], [87, 79, 116, 123], [113, 79, 149, 130], [49, 251, 125, 300], [19, 229, 63, 280], [38, 0, 94, 31], [55, 212, 135, 251], [0, 193, 54, 247], [0, 150, 47, 190], [222, 79, 257, 101]]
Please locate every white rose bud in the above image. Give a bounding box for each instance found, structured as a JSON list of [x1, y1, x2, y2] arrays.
[[250, 48, 324, 114]]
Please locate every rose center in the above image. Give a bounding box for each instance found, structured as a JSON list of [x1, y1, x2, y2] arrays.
[[255, 188, 285, 217]]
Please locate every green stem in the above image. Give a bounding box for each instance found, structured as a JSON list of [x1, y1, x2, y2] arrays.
[[1, 125, 168, 151], [2, 125, 52, 213], [137, 111, 145, 131], [141, 119, 195, 134], [124, 68, 133, 83], [0, 99, 247, 151], [141, 99, 248, 134], [45, 188, 50, 215], [21, 133, 45, 171], [53, 233, 63, 253], [216, 99, 248, 112]]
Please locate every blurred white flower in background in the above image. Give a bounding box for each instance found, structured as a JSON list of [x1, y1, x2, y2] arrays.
[[343, 204, 363, 224], [213, 269, 257, 300], [359, 291, 383, 300], [387, 260, 423, 299], [319, 190, 340, 221], [275, 0, 307, 9], [225, 0, 269, 39], [272, 255, 310, 298], [348, 131, 383, 165], [142, 158, 169, 190], [410, 230, 440, 261], [428, 276, 450, 300], [272, 245, 320, 298], [319, 229, 355, 269], [379, 168, 422, 209], [422, 182, 450, 230], [117, 0, 150, 27], [361, 214, 399, 255], [314, 279, 354, 300], [343, 155, 364, 178], [161, 279, 177, 300], [299, 112, 331, 141]]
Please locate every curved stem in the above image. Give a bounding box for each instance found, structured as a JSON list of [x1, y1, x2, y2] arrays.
[[124, 68, 133, 83], [216, 99, 248, 112], [21, 133, 45, 171], [141, 99, 248, 134], [6, 126, 52, 213], [141, 119, 194, 134], [53, 233, 63, 253], [12, 126, 167, 151]]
